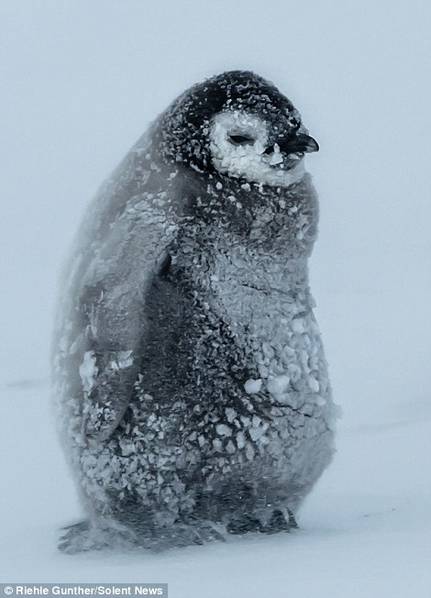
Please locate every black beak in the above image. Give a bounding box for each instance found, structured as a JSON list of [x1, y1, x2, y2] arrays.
[[278, 133, 319, 155]]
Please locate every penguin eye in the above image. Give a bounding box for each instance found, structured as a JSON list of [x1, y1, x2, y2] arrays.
[[228, 134, 255, 146]]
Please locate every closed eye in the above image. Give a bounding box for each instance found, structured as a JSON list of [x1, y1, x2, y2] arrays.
[[228, 134, 255, 145]]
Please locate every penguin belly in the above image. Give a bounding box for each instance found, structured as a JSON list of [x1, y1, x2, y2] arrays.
[[74, 258, 335, 540]]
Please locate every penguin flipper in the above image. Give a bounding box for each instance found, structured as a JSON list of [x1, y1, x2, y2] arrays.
[[74, 213, 176, 441], [75, 277, 146, 441]]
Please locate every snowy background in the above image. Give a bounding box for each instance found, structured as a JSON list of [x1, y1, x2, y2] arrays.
[[1, 0, 430, 595]]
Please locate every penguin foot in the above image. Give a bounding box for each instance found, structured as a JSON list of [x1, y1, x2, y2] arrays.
[[58, 520, 91, 553], [226, 508, 298, 536], [58, 520, 137, 554], [137, 521, 226, 552], [259, 508, 298, 534], [59, 519, 226, 553], [226, 514, 262, 535]]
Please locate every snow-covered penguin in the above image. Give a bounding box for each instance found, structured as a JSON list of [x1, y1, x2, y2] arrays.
[[52, 70, 337, 552]]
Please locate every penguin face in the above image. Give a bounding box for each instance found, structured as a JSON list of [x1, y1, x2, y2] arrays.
[[209, 110, 317, 187], [159, 70, 318, 187]]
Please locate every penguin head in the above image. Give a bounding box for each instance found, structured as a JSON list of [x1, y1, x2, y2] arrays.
[[159, 70, 318, 187]]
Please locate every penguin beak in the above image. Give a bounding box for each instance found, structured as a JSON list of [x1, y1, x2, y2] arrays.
[[278, 133, 319, 155]]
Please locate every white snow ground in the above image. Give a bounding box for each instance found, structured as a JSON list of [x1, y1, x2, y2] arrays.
[[1, 1, 430, 595]]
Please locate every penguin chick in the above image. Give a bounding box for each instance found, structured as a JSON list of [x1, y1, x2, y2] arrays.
[[52, 70, 337, 553]]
